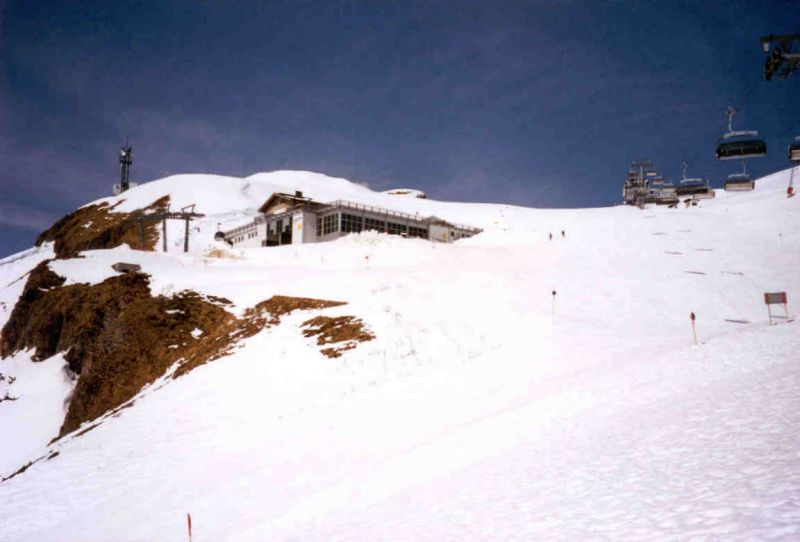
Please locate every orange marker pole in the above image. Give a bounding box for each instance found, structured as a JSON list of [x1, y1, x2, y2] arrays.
[[690, 311, 697, 345], [187, 513, 192, 542]]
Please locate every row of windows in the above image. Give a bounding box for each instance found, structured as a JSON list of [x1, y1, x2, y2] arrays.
[[232, 230, 258, 243], [314, 212, 431, 239], [408, 226, 428, 238], [364, 217, 384, 231], [310, 213, 440, 239], [386, 222, 406, 235], [317, 214, 338, 237], [341, 213, 363, 233], [231, 214, 466, 245]]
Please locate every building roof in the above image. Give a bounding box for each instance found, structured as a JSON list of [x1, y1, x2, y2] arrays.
[[257, 192, 316, 214]]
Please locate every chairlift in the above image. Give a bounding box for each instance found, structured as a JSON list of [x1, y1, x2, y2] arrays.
[[789, 136, 800, 162], [724, 160, 755, 191], [676, 162, 710, 195], [716, 107, 767, 160]]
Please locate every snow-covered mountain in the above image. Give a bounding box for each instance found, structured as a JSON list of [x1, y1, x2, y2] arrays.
[[0, 168, 798, 541]]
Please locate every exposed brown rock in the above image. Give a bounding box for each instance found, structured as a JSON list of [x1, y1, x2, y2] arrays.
[[0, 261, 232, 435], [35, 196, 169, 258], [1, 460, 33, 482], [301, 316, 375, 358], [1, 262, 355, 438], [171, 296, 346, 378], [247, 296, 347, 327]]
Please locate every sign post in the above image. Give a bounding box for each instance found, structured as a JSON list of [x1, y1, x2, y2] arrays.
[[764, 292, 788, 325], [690, 311, 697, 345], [552, 290, 557, 316]]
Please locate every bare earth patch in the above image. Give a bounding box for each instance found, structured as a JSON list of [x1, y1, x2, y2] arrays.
[[35, 196, 170, 258], [0, 261, 358, 440], [301, 316, 376, 358]]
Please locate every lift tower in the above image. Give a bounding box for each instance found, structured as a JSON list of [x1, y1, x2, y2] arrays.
[[114, 144, 135, 195], [120, 144, 132, 192], [761, 34, 800, 81]]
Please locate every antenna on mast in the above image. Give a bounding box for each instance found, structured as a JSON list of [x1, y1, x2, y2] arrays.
[[113, 142, 135, 195]]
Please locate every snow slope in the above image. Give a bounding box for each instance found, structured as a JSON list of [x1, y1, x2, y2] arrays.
[[0, 168, 798, 541]]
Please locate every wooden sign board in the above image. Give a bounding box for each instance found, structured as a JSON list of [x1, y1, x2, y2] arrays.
[[764, 291, 788, 325], [764, 292, 787, 305]]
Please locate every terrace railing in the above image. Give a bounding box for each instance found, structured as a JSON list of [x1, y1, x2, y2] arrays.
[[324, 200, 481, 233]]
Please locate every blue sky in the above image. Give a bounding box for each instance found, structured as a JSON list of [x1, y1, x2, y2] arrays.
[[1, 0, 797, 257]]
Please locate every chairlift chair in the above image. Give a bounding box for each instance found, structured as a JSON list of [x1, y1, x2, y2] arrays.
[[676, 178, 709, 195], [724, 160, 755, 191], [789, 136, 800, 162], [789, 137, 799, 198], [716, 107, 767, 160], [675, 162, 710, 196], [724, 173, 755, 191]]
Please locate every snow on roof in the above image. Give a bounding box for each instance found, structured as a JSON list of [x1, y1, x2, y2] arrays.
[[383, 188, 427, 199]]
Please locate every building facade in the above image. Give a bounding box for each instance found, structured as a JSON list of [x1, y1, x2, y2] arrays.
[[219, 192, 482, 248]]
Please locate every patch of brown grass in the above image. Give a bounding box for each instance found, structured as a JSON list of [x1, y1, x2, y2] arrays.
[[0, 261, 232, 435], [248, 296, 346, 326], [1, 262, 354, 438], [301, 316, 375, 358], [35, 196, 170, 258], [172, 296, 345, 377]]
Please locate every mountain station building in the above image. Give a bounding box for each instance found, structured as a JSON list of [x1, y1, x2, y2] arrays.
[[218, 192, 482, 248]]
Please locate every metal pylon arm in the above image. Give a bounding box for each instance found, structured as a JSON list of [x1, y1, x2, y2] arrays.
[[761, 34, 800, 80], [725, 106, 738, 134]]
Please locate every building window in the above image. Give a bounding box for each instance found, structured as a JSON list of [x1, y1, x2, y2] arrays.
[[408, 226, 428, 239], [341, 213, 364, 233], [319, 214, 338, 236], [364, 217, 385, 232], [387, 222, 407, 235]]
